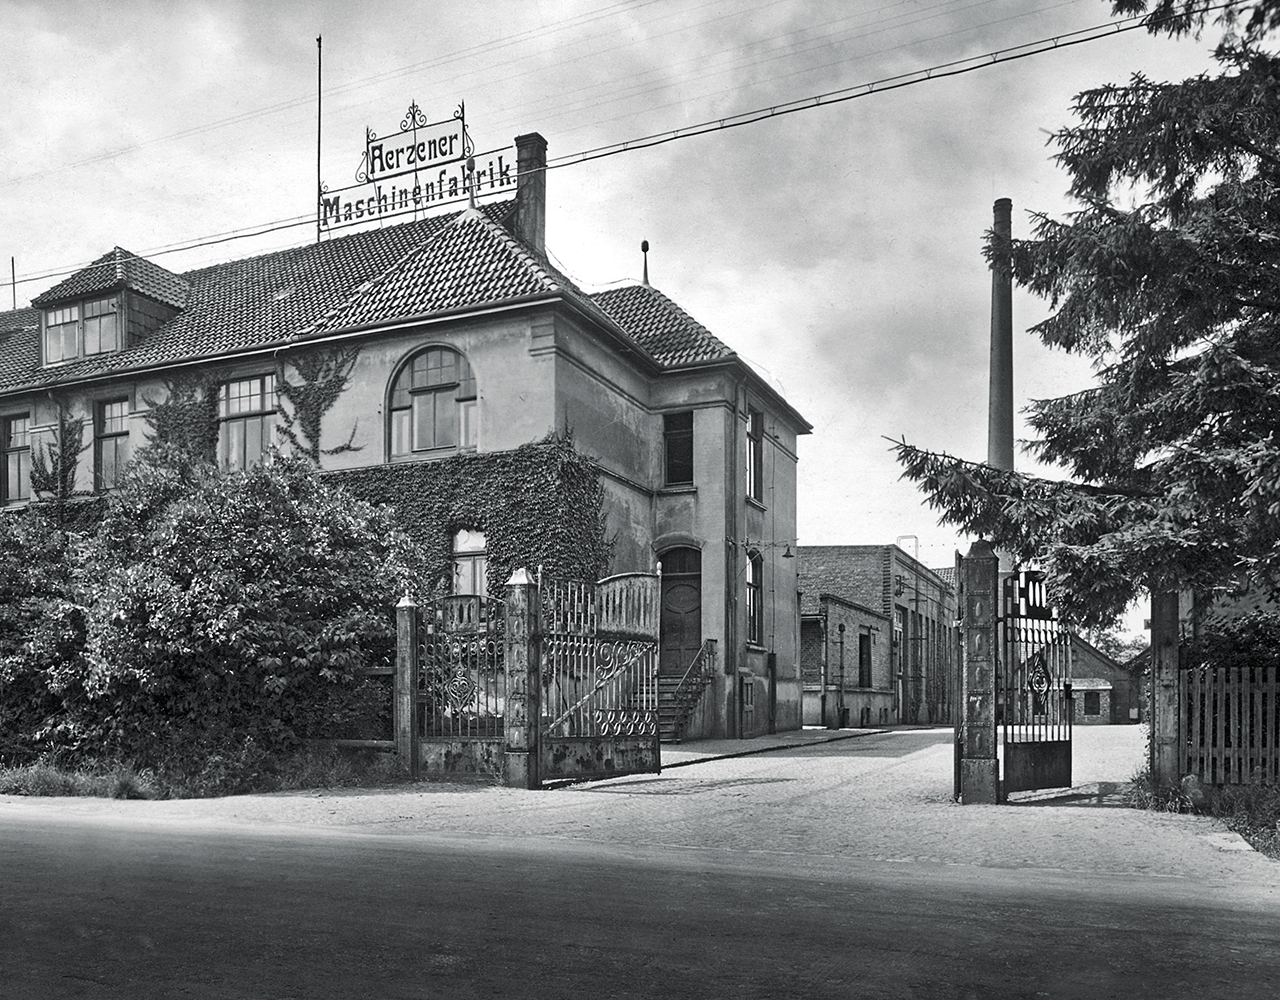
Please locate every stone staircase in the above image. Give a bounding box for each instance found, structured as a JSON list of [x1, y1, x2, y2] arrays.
[[657, 640, 717, 743]]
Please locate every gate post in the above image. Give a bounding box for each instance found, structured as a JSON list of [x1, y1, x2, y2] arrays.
[[503, 568, 541, 789], [395, 593, 420, 777], [1149, 588, 1182, 789], [958, 539, 999, 804]]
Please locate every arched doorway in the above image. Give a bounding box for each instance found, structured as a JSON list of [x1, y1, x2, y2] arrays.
[[659, 547, 702, 676]]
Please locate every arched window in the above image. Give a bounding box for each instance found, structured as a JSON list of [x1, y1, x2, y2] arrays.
[[389, 347, 477, 457]]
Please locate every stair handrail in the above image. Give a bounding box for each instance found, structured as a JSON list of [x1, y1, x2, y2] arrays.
[[670, 639, 717, 741]]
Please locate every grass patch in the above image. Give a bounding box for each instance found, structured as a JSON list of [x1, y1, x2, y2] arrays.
[[1126, 768, 1280, 860], [0, 743, 415, 800]]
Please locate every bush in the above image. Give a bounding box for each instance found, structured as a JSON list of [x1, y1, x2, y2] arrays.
[[0, 453, 420, 769]]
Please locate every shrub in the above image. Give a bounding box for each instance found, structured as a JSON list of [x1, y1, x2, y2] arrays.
[[70, 454, 418, 762], [0, 453, 421, 770]]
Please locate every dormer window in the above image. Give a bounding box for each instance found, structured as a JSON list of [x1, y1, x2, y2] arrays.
[[44, 296, 119, 364]]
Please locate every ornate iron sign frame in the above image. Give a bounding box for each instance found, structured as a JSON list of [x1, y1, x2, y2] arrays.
[[317, 99, 516, 234]]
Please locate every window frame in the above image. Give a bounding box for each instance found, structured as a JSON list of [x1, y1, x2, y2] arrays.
[[388, 346, 478, 459], [747, 408, 763, 501], [451, 528, 488, 597], [746, 550, 763, 646], [43, 295, 120, 364], [663, 410, 694, 487], [218, 374, 277, 472], [1083, 691, 1102, 717], [94, 398, 129, 493], [2, 413, 32, 504]]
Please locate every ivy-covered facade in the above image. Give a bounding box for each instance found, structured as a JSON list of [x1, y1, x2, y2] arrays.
[[0, 132, 810, 740]]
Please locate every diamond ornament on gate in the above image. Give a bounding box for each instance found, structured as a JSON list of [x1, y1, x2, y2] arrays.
[[445, 661, 477, 712]]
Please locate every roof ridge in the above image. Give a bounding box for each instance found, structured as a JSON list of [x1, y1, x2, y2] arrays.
[[297, 217, 460, 337], [453, 208, 563, 292], [177, 200, 516, 281]]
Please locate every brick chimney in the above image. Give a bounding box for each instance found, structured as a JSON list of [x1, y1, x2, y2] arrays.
[[515, 132, 547, 254]]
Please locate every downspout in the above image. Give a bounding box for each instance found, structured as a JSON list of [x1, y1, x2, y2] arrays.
[[819, 611, 828, 728], [725, 375, 744, 738]]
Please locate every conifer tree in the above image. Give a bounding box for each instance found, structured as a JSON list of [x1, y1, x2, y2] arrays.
[[895, 0, 1280, 627]]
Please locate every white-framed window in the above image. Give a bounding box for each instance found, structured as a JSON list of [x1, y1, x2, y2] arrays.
[[43, 296, 119, 363], [452, 529, 488, 596], [746, 550, 763, 645], [2, 414, 31, 504], [218, 375, 276, 471], [389, 347, 477, 457], [95, 399, 129, 492]]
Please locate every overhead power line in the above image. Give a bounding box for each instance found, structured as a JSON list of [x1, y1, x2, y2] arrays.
[[544, 8, 1190, 170], [7, 4, 1224, 295]]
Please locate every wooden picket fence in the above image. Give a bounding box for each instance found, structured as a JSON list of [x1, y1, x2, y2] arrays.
[[1183, 665, 1280, 785]]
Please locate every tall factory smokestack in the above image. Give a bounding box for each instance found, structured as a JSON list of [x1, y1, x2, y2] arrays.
[[988, 198, 1014, 473]]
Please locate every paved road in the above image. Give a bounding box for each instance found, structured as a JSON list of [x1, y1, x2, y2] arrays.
[[3, 728, 1277, 998]]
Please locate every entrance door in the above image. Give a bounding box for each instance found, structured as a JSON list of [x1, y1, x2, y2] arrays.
[[660, 547, 702, 676]]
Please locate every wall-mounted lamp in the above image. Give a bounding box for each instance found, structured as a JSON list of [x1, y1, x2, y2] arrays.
[[782, 544, 794, 559]]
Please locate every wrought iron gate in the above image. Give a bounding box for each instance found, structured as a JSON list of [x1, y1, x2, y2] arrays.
[[539, 572, 660, 781], [1000, 570, 1072, 795]]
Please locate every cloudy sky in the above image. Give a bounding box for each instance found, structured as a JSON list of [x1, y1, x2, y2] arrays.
[[0, 0, 1221, 583]]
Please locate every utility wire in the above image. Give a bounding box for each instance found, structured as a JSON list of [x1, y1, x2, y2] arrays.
[[545, 7, 1202, 170], [6, 4, 1226, 294]]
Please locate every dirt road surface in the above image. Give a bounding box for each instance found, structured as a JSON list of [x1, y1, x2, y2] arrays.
[[3, 727, 1276, 998]]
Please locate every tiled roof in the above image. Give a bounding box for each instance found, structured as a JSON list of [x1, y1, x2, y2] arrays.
[[1, 201, 749, 397], [590, 284, 734, 367], [0, 307, 40, 390], [307, 208, 564, 334], [32, 247, 189, 310]]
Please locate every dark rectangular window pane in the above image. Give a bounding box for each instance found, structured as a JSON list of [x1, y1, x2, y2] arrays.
[[664, 411, 694, 485]]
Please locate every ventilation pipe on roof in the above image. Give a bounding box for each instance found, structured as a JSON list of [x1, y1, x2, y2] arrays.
[[515, 132, 547, 255]]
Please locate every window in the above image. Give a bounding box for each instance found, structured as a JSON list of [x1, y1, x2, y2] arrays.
[[219, 375, 276, 471], [3, 415, 31, 503], [452, 529, 488, 596], [43, 297, 119, 363], [747, 408, 763, 501], [663, 411, 693, 486], [746, 551, 763, 645], [1083, 691, 1101, 717], [858, 632, 873, 688], [389, 347, 477, 457], [95, 400, 129, 492]]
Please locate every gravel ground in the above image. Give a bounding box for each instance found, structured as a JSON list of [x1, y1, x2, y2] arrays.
[[3, 725, 1276, 895]]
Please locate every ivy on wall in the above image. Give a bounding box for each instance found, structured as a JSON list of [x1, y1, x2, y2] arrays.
[[277, 346, 362, 464], [30, 404, 88, 524], [140, 372, 220, 465], [326, 434, 612, 598]]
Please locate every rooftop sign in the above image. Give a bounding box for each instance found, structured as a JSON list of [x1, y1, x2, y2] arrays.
[[361, 102, 467, 183], [318, 101, 516, 234]]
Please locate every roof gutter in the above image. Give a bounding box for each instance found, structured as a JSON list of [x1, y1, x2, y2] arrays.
[[0, 291, 566, 399]]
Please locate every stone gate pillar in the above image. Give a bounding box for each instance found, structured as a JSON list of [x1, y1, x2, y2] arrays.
[[959, 539, 999, 804], [504, 568, 541, 789], [395, 594, 420, 777]]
